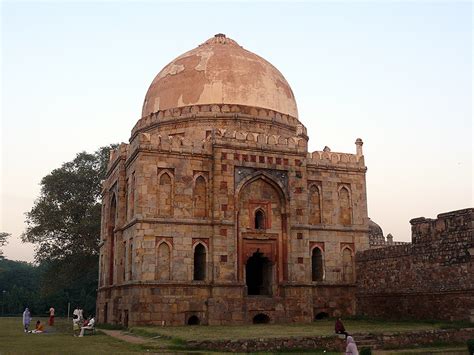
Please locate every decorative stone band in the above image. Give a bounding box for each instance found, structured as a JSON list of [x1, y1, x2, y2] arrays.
[[306, 150, 365, 169], [106, 131, 366, 177], [131, 103, 306, 139]]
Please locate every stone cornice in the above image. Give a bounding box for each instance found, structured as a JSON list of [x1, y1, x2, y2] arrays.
[[117, 217, 235, 232], [292, 224, 370, 233]]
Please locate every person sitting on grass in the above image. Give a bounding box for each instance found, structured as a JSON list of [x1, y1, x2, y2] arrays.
[[30, 320, 44, 334], [335, 317, 349, 338], [78, 316, 95, 337]]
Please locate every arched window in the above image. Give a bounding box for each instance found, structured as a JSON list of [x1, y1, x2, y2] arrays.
[[338, 186, 352, 225], [156, 242, 171, 281], [342, 248, 354, 282], [129, 173, 135, 218], [311, 248, 324, 281], [158, 172, 172, 216], [193, 244, 206, 281], [128, 242, 133, 281], [108, 195, 117, 286], [309, 185, 322, 225], [255, 209, 266, 230], [193, 176, 207, 218]]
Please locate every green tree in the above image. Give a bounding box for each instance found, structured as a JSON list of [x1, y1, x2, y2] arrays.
[[0, 232, 9, 259], [22, 145, 116, 314]]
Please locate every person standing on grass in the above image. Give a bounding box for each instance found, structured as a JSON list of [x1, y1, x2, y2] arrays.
[[345, 336, 359, 355], [22, 307, 31, 332], [48, 306, 55, 326]]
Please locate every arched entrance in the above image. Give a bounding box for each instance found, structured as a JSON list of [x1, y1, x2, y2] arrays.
[[246, 250, 272, 295], [236, 173, 289, 288]]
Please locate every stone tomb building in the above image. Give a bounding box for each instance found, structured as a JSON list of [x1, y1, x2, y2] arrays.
[[97, 34, 369, 326]]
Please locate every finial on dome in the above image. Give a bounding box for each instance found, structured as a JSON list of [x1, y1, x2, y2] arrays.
[[203, 33, 239, 46]]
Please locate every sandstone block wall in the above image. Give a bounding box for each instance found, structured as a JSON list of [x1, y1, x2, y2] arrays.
[[356, 208, 474, 321]]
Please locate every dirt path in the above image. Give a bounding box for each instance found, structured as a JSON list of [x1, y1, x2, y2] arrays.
[[100, 329, 155, 344]]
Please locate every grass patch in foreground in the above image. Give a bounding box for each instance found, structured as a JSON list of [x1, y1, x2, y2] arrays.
[[0, 317, 146, 354], [130, 318, 463, 342]]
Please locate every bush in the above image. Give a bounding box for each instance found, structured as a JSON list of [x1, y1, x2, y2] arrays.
[[360, 347, 372, 355], [467, 339, 474, 354]]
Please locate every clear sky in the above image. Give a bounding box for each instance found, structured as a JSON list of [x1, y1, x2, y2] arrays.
[[1, 1, 472, 262]]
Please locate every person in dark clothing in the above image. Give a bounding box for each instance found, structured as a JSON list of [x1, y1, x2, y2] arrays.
[[335, 317, 349, 338]]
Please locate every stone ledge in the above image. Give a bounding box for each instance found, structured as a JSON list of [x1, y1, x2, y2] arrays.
[[185, 328, 474, 353]]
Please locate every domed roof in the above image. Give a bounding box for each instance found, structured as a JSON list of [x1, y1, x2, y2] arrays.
[[368, 218, 384, 238], [141, 34, 298, 118]]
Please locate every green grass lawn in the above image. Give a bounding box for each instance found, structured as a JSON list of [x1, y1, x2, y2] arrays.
[[0, 317, 152, 354], [131, 318, 468, 342], [1, 316, 469, 354]]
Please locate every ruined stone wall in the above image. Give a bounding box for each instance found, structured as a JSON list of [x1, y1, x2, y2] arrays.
[[356, 208, 474, 321]]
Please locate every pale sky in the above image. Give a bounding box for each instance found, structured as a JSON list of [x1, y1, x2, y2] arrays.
[[1, 1, 472, 262]]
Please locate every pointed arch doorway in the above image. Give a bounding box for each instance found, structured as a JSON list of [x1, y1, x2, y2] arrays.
[[236, 172, 289, 295]]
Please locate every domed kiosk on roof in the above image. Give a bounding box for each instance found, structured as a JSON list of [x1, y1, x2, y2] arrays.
[[98, 34, 370, 326]]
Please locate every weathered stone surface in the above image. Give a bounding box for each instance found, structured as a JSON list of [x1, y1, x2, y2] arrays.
[[356, 208, 474, 321], [97, 34, 369, 326], [185, 328, 474, 353]]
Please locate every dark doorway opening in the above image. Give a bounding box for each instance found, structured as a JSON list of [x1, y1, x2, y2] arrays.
[[187, 315, 200, 325], [104, 302, 108, 324], [123, 310, 129, 328], [193, 244, 206, 281], [311, 248, 324, 281], [253, 313, 270, 324], [246, 250, 272, 295], [314, 312, 329, 320]]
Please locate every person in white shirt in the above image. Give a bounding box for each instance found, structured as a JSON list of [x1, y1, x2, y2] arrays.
[[78, 316, 95, 337]]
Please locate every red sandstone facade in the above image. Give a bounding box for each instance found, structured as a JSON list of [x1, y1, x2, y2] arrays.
[[97, 34, 369, 326]]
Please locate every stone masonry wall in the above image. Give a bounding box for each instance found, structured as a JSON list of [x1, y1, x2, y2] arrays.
[[185, 328, 474, 353], [356, 208, 474, 321]]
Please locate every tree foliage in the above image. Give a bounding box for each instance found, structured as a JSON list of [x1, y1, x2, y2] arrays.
[[22, 146, 115, 262], [0, 232, 10, 258], [18, 145, 116, 315]]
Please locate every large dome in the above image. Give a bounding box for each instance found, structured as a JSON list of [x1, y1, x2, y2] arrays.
[[142, 34, 298, 118]]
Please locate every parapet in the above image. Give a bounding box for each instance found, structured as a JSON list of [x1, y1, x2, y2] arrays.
[[306, 151, 365, 170], [106, 143, 129, 175], [410, 208, 473, 245], [213, 128, 307, 153], [125, 132, 213, 164], [130, 103, 307, 140]]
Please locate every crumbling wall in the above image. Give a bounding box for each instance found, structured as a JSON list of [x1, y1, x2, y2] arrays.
[[356, 208, 474, 321]]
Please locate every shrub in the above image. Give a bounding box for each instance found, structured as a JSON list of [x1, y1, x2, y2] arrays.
[[360, 347, 372, 355], [467, 339, 474, 354]]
